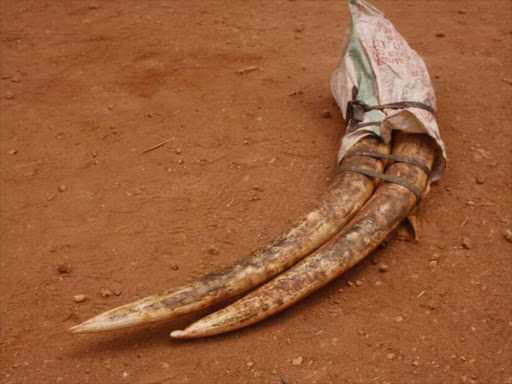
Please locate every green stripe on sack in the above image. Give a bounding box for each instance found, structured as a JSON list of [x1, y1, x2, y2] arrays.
[[348, 0, 382, 133]]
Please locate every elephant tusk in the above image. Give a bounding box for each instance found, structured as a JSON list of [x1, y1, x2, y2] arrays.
[[170, 132, 435, 339], [70, 136, 390, 334]]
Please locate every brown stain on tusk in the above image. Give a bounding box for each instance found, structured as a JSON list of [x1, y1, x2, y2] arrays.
[[170, 132, 436, 339], [70, 137, 390, 334]]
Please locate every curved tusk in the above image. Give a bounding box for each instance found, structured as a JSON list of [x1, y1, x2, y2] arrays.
[[70, 137, 390, 334], [170, 133, 436, 339]]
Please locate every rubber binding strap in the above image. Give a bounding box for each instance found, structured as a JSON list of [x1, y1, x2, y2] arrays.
[[337, 166, 422, 202], [345, 150, 431, 178], [346, 86, 437, 133]]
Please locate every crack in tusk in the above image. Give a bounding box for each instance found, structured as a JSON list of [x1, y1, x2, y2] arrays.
[[70, 137, 390, 334], [170, 133, 436, 339]]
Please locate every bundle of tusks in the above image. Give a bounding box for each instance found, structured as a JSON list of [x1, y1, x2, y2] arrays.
[[70, 128, 436, 338], [70, 0, 445, 339]]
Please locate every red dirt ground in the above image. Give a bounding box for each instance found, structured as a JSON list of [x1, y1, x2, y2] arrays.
[[1, 1, 511, 383]]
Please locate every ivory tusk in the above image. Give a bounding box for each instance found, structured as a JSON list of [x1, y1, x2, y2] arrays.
[[70, 137, 389, 334], [170, 132, 436, 339]]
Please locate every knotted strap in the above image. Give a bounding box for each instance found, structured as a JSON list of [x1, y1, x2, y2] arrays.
[[346, 86, 436, 133]]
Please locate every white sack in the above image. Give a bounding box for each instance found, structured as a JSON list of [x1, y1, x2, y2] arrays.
[[331, 0, 446, 182]]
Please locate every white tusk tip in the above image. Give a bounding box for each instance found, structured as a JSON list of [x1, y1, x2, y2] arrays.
[[69, 325, 85, 334], [170, 330, 187, 339]]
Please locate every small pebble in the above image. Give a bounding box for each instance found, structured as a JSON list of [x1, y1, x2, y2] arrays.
[[395, 316, 403, 323], [292, 356, 303, 366], [175, 148, 182, 154], [178, 159, 184, 164], [320, 109, 332, 118], [58, 185, 67, 192], [429, 260, 438, 267], [5, 91, 14, 100], [208, 245, 220, 255], [281, 378, 291, 384], [435, 32, 446, 38], [101, 288, 113, 298], [7, 149, 18, 155], [73, 294, 88, 303], [412, 361, 419, 367], [503, 229, 512, 243], [386, 353, 396, 360], [11, 76, 20, 83], [88, 4, 99, 9], [114, 288, 123, 296], [461, 237, 471, 249], [476, 175, 486, 185], [57, 263, 71, 274], [355, 280, 362, 286], [466, 200, 476, 207], [379, 264, 389, 272], [246, 361, 254, 368], [170, 262, 179, 270], [430, 253, 440, 261]]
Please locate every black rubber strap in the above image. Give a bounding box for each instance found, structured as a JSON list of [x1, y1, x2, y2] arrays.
[[338, 166, 422, 202], [348, 121, 381, 133], [345, 150, 431, 177], [346, 86, 436, 132], [368, 101, 436, 116]]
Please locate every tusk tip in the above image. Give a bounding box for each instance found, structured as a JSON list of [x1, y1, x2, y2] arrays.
[[68, 314, 118, 334], [170, 330, 187, 339], [69, 321, 98, 334], [69, 324, 87, 334]]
